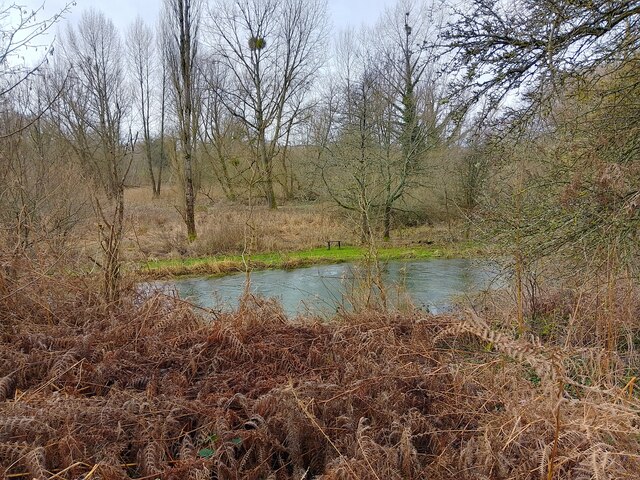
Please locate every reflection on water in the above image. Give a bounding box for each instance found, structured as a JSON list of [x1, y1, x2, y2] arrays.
[[158, 258, 503, 318]]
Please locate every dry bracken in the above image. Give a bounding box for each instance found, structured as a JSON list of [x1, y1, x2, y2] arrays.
[[0, 269, 639, 479]]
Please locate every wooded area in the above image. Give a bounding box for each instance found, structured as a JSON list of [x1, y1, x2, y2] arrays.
[[1, 0, 639, 478]]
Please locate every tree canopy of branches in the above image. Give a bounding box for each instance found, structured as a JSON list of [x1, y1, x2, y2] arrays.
[[0, 2, 78, 254], [209, 0, 329, 209], [0, 3, 72, 97], [0, 2, 73, 138], [320, 1, 459, 242], [127, 17, 164, 198], [320, 32, 383, 243], [376, 0, 455, 239], [443, 0, 640, 109]]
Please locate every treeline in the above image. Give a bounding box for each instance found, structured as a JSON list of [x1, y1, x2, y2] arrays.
[[0, 0, 467, 247]]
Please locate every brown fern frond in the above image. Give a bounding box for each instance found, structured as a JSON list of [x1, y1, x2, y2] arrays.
[[0, 441, 29, 463], [221, 325, 250, 360], [25, 446, 47, 480], [179, 435, 196, 460], [187, 465, 212, 480], [0, 375, 15, 401], [95, 461, 129, 480], [48, 349, 79, 381], [453, 311, 565, 384], [398, 426, 417, 476], [139, 440, 164, 476], [237, 443, 255, 471], [0, 416, 45, 442]]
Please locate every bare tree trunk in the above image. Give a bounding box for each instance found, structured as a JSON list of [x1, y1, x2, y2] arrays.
[[200, 62, 240, 201], [98, 191, 124, 304], [258, 128, 277, 209], [145, 142, 158, 198], [219, 156, 236, 200], [157, 69, 167, 197], [127, 17, 160, 198], [181, 10, 197, 240], [383, 202, 392, 241], [213, 144, 236, 200], [360, 211, 369, 245], [278, 116, 296, 201], [162, 0, 201, 240], [184, 147, 197, 239]]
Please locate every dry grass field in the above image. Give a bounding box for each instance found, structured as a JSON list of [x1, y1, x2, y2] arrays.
[[123, 187, 358, 261]]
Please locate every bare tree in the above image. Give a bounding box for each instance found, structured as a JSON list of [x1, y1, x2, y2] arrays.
[[442, 1, 640, 333], [321, 7, 458, 242], [0, 2, 74, 147], [274, 92, 305, 200], [208, 0, 328, 209], [161, 0, 201, 240], [0, 3, 73, 102], [127, 16, 163, 198], [60, 9, 133, 303], [157, 27, 169, 201], [375, 1, 459, 240], [0, 3, 82, 255], [320, 30, 387, 244]]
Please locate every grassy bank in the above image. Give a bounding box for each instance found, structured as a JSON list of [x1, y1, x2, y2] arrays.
[[137, 242, 481, 279]]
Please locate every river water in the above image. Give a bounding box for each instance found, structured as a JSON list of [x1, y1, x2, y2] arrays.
[[159, 258, 503, 318]]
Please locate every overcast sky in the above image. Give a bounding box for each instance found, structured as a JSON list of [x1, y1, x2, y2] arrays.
[[23, 0, 396, 38], [8, 0, 398, 66]]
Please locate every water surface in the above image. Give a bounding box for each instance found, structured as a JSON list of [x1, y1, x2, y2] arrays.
[[160, 258, 502, 317]]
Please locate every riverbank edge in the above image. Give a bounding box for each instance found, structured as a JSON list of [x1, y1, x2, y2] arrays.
[[135, 242, 484, 280]]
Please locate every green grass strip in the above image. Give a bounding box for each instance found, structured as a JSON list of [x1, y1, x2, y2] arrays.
[[137, 242, 482, 279]]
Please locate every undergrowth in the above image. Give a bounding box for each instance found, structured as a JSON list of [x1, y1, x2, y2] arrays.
[[0, 259, 639, 479]]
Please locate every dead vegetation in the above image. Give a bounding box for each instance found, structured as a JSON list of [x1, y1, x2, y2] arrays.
[[1, 260, 639, 479], [119, 187, 459, 264], [121, 188, 354, 261]]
